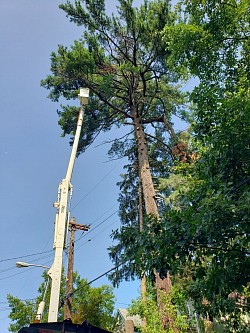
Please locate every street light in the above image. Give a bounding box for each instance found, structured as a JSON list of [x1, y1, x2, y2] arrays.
[[16, 261, 50, 322], [78, 87, 89, 105], [16, 261, 50, 269]]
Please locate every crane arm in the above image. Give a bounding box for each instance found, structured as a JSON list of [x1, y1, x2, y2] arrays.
[[47, 88, 89, 322]]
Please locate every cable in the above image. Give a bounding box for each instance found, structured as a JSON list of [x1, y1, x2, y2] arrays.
[[74, 205, 118, 243], [85, 219, 119, 242], [27, 253, 54, 265], [75, 220, 119, 250], [0, 267, 37, 281], [59, 260, 129, 308], [74, 210, 118, 244], [0, 257, 53, 281], [0, 298, 37, 305], [0, 266, 17, 274], [0, 254, 54, 278], [0, 250, 53, 263], [0, 211, 118, 278], [71, 161, 121, 211]]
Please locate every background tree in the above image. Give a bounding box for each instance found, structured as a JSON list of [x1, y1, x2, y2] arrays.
[[127, 0, 250, 330], [7, 272, 116, 332], [7, 296, 38, 333], [7, 272, 65, 332], [71, 274, 116, 330], [129, 279, 195, 333], [41, 0, 189, 294]]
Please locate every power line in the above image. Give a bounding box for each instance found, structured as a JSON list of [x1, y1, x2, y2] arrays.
[[74, 210, 118, 244], [72, 161, 121, 210], [0, 253, 53, 279], [3, 263, 133, 315], [0, 163, 121, 264], [0, 258, 54, 281], [0, 207, 118, 265], [0, 250, 53, 264], [59, 260, 129, 308], [0, 266, 17, 274], [74, 205, 118, 242], [86, 219, 119, 243], [76, 220, 119, 250], [0, 298, 37, 305], [0, 267, 37, 281], [0, 254, 54, 277]]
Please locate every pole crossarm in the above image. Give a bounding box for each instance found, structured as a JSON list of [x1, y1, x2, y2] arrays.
[[69, 217, 90, 232]]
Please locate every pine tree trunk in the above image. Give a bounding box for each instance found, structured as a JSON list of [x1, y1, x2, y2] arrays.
[[133, 112, 171, 325], [139, 178, 147, 299], [134, 116, 159, 217]]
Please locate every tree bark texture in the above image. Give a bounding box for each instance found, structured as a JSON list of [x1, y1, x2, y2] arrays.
[[133, 112, 172, 326], [138, 178, 147, 299], [133, 116, 159, 217]]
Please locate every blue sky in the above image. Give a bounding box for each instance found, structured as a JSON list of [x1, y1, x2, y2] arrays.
[[0, 0, 185, 332]]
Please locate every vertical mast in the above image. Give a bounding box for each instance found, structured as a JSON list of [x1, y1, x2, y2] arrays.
[[47, 88, 89, 322]]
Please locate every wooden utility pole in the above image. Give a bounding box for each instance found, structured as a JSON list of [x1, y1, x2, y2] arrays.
[[64, 217, 90, 320]]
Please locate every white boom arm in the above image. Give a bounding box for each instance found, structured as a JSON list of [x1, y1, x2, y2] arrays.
[[47, 88, 89, 322]]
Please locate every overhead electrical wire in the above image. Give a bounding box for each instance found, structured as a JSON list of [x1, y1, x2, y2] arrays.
[[0, 160, 121, 264], [75, 220, 119, 250], [71, 161, 122, 211], [74, 210, 118, 244], [0, 253, 55, 276], [0, 250, 53, 264], [0, 169, 122, 282], [0, 298, 37, 305], [0, 266, 41, 281], [85, 219, 119, 242], [1, 157, 123, 266], [59, 260, 129, 308], [0, 258, 54, 281], [0, 211, 117, 280], [0, 266, 18, 274], [1, 157, 125, 324], [74, 204, 118, 242], [2, 262, 130, 309], [0, 209, 119, 275], [0, 211, 117, 269], [0, 211, 118, 273]]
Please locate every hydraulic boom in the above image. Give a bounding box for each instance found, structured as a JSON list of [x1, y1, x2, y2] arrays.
[[47, 88, 89, 322]]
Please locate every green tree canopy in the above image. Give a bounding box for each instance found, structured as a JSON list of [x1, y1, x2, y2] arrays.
[[128, 0, 250, 329], [41, 0, 189, 287], [41, 0, 186, 153], [7, 272, 116, 333]]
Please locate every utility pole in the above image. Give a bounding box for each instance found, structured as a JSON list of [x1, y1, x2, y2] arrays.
[[64, 217, 90, 320]]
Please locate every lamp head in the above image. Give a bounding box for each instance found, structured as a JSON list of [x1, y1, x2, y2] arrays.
[[16, 261, 29, 268], [78, 88, 89, 105]]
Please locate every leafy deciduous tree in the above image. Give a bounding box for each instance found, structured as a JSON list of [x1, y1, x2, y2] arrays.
[[7, 272, 116, 332], [128, 0, 250, 329]]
